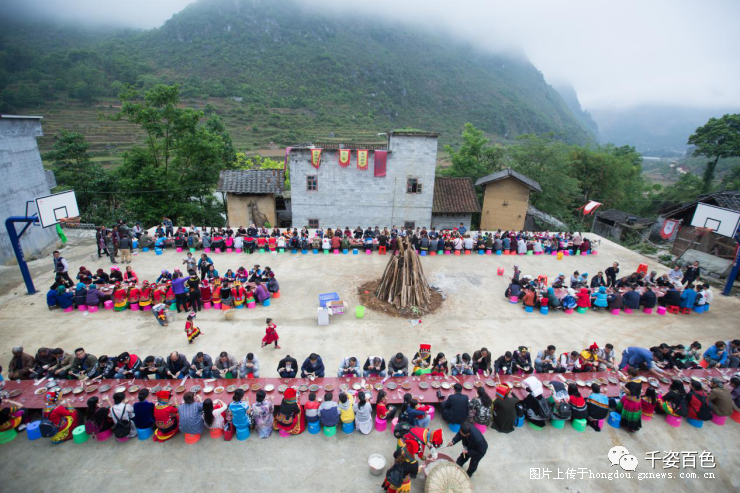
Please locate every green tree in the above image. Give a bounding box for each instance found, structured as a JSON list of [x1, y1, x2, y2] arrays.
[[234, 152, 290, 189], [687, 114, 740, 192], [441, 123, 505, 183]]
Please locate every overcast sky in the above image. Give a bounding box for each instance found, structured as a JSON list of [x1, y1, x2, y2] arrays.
[[5, 0, 740, 111]]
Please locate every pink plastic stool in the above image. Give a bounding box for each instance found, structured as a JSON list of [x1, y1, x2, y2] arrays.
[[204, 248, 211, 253], [485, 250, 492, 255], [95, 429, 113, 441], [375, 416, 387, 432], [104, 300, 113, 310], [215, 248, 221, 254], [474, 423, 487, 434], [623, 308, 633, 314], [497, 268, 504, 276], [642, 414, 652, 421], [227, 248, 233, 253], [564, 308, 574, 314], [392, 418, 398, 429], [247, 302, 256, 309], [77, 305, 87, 312], [142, 305, 151, 311], [176, 247, 182, 253], [444, 250, 451, 255], [204, 302, 212, 310], [711, 413, 727, 426], [427, 406, 435, 421], [597, 419, 604, 430], [611, 309, 620, 315], [657, 306, 667, 315], [643, 307, 653, 314], [64, 306, 74, 313], [130, 303, 139, 311], [235, 248, 242, 253], [279, 429, 290, 437], [88, 305, 99, 313], [366, 249, 372, 254], [509, 296, 518, 303], [213, 303, 222, 310], [666, 415, 682, 428]]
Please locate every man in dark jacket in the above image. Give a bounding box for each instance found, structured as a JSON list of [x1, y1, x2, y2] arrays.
[[277, 355, 299, 378], [442, 384, 469, 425], [30, 347, 56, 379], [605, 263, 620, 288], [190, 352, 215, 378], [448, 422, 488, 478], [141, 356, 167, 379], [472, 348, 492, 374], [640, 287, 657, 309], [388, 353, 409, 377], [86, 284, 106, 307], [363, 356, 386, 377], [301, 353, 325, 378], [68, 347, 98, 379], [622, 285, 641, 309], [682, 261, 701, 285], [166, 351, 189, 378], [8, 346, 34, 380], [590, 272, 607, 288]]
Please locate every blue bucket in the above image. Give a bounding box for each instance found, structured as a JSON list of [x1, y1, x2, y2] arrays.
[[420, 250, 427, 256], [478, 249, 484, 255], [308, 420, 321, 435], [342, 421, 355, 434], [343, 249, 348, 254], [608, 412, 621, 428], [302, 249, 308, 254], [137, 427, 154, 440], [291, 249, 297, 254], [132, 241, 139, 249], [155, 249, 163, 255], [496, 250, 502, 255], [26, 421, 42, 441], [313, 249, 319, 254]]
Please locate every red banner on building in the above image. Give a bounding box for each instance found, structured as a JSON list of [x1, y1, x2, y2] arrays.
[[310, 148, 322, 169], [357, 149, 369, 170], [659, 219, 680, 240], [338, 149, 351, 167], [374, 150, 387, 177]]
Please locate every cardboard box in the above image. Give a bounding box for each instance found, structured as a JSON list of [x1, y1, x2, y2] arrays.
[[328, 300, 346, 315]]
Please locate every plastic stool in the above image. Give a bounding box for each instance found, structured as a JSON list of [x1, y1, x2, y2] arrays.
[[272, 291, 281, 299], [235, 304, 244, 309], [155, 249, 163, 255], [342, 249, 348, 254], [333, 249, 339, 254], [130, 303, 139, 311], [185, 433, 201, 444], [509, 296, 518, 304], [308, 420, 321, 434], [528, 422, 543, 430], [72, 425, 89, 444], [597, 419, 605, 430], [26, 421, 42, 440], [623, 308, 633, 314], [247, 302, 256, 309], [611, 309, 620, 315], [392, 418, 398, 429], [474, 423, 487, 434], [213, 303, 222, 310], [142, 305, 151, 311], [525, 306, 534, 313], [668, 305, 680, 314], [682, 307, 692, 314], [263, 299, 271, 307], [78, 305, 87, 312], [420, 250, 427, 256], [687, 418, 703, 428], [698, 359, 709, 368], [209, 428, 224, 439], [103, 300, 113, 310], [142, 247, 149, 252], [323, 426, 336, 437], [88, 305, 99, 313], [204, 248, 211, 253], [64, 306, 74, 313], [643, 307, 653, 314], [550, 418, 565, 429], [497, 268, 504, 276], [448, 423, 460, 433], [352, 249, 358, 255], [0, 429, 18, 444], [572, 419, 587, 432], [657, 306, 667, 315], [302, 250, 308, 254], [642, 413, 652, 421], [237, 427, 250, 440], [204, 302, 212, 310], [430, 251, 437, 256], [503, 250, 510, 255], [324, 249, 330, 255], [427, 406, 435, 421], [666, 415, 682, 427], [694, 306, 705, 313], [95, 429, 113, 441], [176, 247, 183, 253], [564, 308, 574, 314], [464, 250, 471, 255], [375, 416, 387, 432], [540, 307, 549, 315], [137, 427, 154, 440], [445, 250, 451, 255], [515, 415, 524, 427], [454, 251, 461, 256], [342, 422, 355, 434], [486, 250, 492, 255], [215, 248, 222, 254], [607, 412, 621, 428], [731, 410, 740, 424], [236, 249, 242, 254], [478, 250, 484, 255]]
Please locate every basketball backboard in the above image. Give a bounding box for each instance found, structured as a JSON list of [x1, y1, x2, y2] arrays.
[[691, 203, 740, 238], [34, 190, 80, 228]]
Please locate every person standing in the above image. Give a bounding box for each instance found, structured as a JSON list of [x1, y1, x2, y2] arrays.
[[682, 261, 701, 286], [172, 272, 188, 313], [105, 233, 117, 264], [52, 251, 72, 285], [119, 235, 133, 264], [261, 318, 280, 349], [447, 422, 488, 478], [163, 216, 174, 237], [605, 262, 619, 288], [186, 270, 202, 312]]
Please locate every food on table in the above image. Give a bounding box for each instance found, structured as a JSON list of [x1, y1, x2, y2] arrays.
[[485, 380, 496, 387], [278, 385, 288, 393], [264, 384, 275, 392], [401, 382, 412, 390], [128, 385, 140, 393], [84, 386, 97, 393], [324, 384, 334, 391], [386, 382, 397, 390], [463, 382, 473, 390], [309, 384, 320, 392], [226, 385, 237, 393], [175, 385, 186, 393], [190, 385, 201, 393], [251, 384, 262, 391], [419, 382, 429, 389], [214, 386, 225, 394]]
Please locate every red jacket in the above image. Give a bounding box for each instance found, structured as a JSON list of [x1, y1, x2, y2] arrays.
[[576, 288, 591, 308]]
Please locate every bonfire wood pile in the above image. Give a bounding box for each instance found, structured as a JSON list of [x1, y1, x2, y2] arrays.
[[374, 238, 432, 309]]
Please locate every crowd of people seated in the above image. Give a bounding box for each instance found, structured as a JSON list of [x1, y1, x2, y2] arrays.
[[506, 260, 711, 313]]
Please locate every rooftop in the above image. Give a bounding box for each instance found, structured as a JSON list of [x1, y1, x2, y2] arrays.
[[217, 169, 285, 195], [596, 209, 654, 226], [662, 190, 740, 217], [432, 177, 481, 214], [475, 168, 543, 192]]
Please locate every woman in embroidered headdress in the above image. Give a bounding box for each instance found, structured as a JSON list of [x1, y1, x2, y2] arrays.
[[42, 391, 79, 443], [152, 390, 179, 442], [273, 388, 305, 435], [138, 280, 152, 309], [127, 281, 140, 307], [184, 311, 202, 344], [381, 445, 419, 493], [411, 344, 432, 376], [616, 367, 643, 432], [112, 282, 128, 311]]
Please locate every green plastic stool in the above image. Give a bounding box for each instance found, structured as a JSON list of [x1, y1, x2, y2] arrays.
[[259, 248, 265, 253], [576, 307, 588, 314], [169, 303, 177, 311], [323, 425, 337, 437], [551, 418, 565, 429], [73, 425, 89, 444], [0, 428, 18, 444], [572, 419, 587, 432], [225, 372, 234, 379], [528, 422, 543, 430]]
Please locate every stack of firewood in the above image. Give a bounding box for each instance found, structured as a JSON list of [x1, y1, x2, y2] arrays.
[[374, 237, 432, 309]]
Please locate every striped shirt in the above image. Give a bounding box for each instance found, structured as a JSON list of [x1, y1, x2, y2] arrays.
[[178, 402, 204, 435]]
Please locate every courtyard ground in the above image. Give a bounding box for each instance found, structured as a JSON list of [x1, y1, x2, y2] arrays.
[[0, 232, 738, 492]]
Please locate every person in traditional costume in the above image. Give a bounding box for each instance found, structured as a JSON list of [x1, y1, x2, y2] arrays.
[[165, 281, 175, 306], [152, 390, 179, 442], [273, 388, 305, 435], [127, 281, 140, 307], [0, 399, 26, 432], [233, 280, 246, 308], [411, 344, 432, 376], [382, 445, 419, 493], [200, 280, 212, 306], [656, 379, 686, 416], [112, 282, 128, 311], [641, 387, 658, 420], [396, 426, 444, 461], [492, 385, 519, 433], [211, 278, 222, 305], [151, 283, 166, 305], [261, 318, 280, 348], [138, 281, 152, 309], [579, 343, 600, 372], [185, 311, 202, 344], [42, 391, 79, 443], [616, 368, 642, 432], [522, 377, 548, 428], [585, 383, 610, 431]]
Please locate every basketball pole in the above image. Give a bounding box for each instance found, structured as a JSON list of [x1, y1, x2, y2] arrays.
[[721, 226, 740, 296], [5, 213, 40, 295]]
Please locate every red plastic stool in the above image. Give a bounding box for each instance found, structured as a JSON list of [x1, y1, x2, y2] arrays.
[[681, 307, 691, 315], [379, 246, 386, 255], [667, 306, 680, 314]]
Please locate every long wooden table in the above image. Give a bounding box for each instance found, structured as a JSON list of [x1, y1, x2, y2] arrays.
[[2, 368, 730, 410]]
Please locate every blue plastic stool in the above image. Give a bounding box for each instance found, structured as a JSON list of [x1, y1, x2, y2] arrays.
[[302, 249, 308, 254], [420, 250, 427, 256], [540, 307, 549, 315], [693, 306, 705, 313], [142, 247, 149, 252], [353, 249, 359, 255], [291, 249, 297, 254], [343, 249, 348, 254], [133, 241, 139, 249], [313, 249, 319, 254], [515, 415, 524, 427], [155, 249, 163, 255], [342, 422, 355, 434], [263, 299, 271, 307], [525, 306, 534, 313], [687, 418, 704, 428], [136, 427, 154, 441], [236, 427, 250, 440], [448, 423, 461, 433], [608, 412, 621, 428], [496, 250, 502, 255], [308, 420, 321, 435], [26, 421, 42, 441], [235, 304, 244, 309], [478, 249, 484, 255], [704, 304, 710, 312]]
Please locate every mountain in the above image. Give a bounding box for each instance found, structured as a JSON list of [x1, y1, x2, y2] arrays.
[[553, 83, 599, 140], [590, 105, 740, 157], [0, 0, 595, 150]]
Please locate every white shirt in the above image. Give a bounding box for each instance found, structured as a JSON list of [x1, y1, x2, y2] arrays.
[[704, 288, 714, 304]]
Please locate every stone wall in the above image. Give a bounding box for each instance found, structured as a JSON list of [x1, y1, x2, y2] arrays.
[[289, 133, 437, 229], [480, 179, 530, 231], [226, 193, 277, 228], [431, 213, 472, 231], [0, 118, 59, 265]]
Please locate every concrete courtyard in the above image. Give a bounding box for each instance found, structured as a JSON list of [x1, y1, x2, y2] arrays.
[[0, 232, 738, 492]]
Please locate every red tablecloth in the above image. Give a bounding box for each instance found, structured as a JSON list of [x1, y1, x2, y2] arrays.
[[2, 368, 729, 410]]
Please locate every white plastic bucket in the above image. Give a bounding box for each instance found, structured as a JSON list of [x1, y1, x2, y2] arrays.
[[368, 454, 386, 476]]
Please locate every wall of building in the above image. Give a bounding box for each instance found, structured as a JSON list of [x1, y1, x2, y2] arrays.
[[431, 213, 472, 231], [0, 118, 59, 265], [226, 194, 277, 227], [480, 179, 530, 230], [289, 134, 437, 228]]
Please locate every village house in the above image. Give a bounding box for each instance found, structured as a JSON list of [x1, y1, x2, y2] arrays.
[[217, 169, 286, 228], [476, 168, 542, 231]]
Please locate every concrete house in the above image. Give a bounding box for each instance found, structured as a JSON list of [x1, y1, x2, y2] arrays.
[[476, 168, 542, 231], [288, 131, 438, 229], [0, 115, 59, 265], [217, 169, 286, 228], [431, 177, 480, 231]]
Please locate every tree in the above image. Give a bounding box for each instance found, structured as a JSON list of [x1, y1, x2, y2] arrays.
[[234, 152, 290, 189], [442, 123, 505, 183], [687, 114, 740, 192]]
